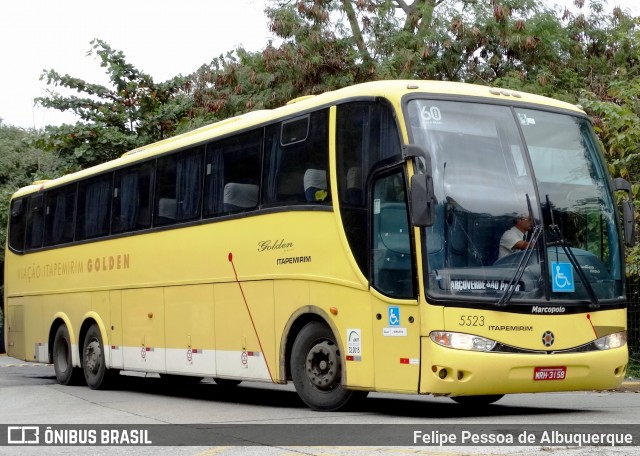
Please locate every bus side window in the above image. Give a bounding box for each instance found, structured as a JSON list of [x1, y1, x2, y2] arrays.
[[44, 184, 76, 246], [204, 147, 224, 217], [112, 161, 154, 233], [302, 110, 329, 203], [154, 146, 204, 226], [25, 194, 44, 250], [263, 124, 305, 205], [9, 198, 27, 251], [262, 109, 330, 206], [205, 129, 262, 216], [76, 174, 113, 240]]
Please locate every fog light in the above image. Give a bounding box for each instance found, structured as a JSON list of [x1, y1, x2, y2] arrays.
[[439, 368, 448, 379]]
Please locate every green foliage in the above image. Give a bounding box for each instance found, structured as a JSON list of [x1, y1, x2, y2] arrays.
[[35, 39, 196, 170], [580, 85, 640, 267], [187, 1, 365, 123]]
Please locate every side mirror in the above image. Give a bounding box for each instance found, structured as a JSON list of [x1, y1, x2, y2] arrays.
[[614, 177, 635, 247], [403, 144, 435, 227], [411, 173, 435, 227]]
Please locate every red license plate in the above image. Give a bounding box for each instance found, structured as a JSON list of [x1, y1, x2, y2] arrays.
[[533, 366, 567, 381]]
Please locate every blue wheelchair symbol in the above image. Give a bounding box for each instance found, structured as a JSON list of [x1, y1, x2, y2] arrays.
[[552, 262, 574, 292], [388, 307, 400, 326]]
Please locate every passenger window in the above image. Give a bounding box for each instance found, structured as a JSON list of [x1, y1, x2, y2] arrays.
[[77, 174, 113, 240], [113, 161, 154, 233], [9, 198, 27, 251], [44, 185, 76, 246], [25, 194, 44, 250], [154, 146, 204, 226], [262, 110, 330, 206], [204, 130, 262, 217]]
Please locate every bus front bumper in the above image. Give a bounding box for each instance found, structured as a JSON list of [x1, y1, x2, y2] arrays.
[[420, 337, 627, 396]]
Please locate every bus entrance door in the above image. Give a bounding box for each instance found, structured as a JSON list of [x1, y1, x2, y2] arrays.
[[371, 298, 421, 393]]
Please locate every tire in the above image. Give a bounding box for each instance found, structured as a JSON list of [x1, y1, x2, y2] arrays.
[[290, 321, 357, 411], [82, 324, 114, 390], [52, 325, 84, 386], [450, 394, 504, 406], [212, 378, 242, 388]]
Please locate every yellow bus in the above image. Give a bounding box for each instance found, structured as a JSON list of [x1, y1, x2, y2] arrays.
[[3, 80, 635, 410]]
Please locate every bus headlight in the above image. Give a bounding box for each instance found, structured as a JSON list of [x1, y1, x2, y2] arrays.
[[430, 331, 497, 352], [594, 331, 627, 350]]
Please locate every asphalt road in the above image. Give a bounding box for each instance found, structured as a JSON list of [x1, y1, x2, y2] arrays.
[[1, 354, 639, 456]]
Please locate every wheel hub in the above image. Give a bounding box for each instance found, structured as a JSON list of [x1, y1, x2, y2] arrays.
[[85, 339, 102, 375], [305, 341, 340, 390]]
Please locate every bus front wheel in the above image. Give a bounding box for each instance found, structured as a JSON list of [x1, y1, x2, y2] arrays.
[[290, 321, 357, 411], [82, 324, 114, 389], [52, 325, 84, 386]]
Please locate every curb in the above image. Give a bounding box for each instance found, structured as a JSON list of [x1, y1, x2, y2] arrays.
[[0, 353, 52, 368], [615, 380, 640, 393]]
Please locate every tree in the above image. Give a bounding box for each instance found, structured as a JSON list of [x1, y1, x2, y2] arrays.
[[187, 1, 584, 119], [35, 39, 196, 170], [187, 2, 364, 123]]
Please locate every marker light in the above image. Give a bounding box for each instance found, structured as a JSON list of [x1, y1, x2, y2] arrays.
[[594, 331, 627, 350], [430, 331, 497, 352]]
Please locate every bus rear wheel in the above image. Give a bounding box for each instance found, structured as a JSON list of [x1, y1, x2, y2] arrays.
[[450, 394, 504, 406], [291, 321, 357, 411], [52, 325, 84, 385], [82, 324, 114, 390]]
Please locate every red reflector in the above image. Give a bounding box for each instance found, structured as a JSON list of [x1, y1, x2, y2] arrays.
[[400, 358, 410, 364]]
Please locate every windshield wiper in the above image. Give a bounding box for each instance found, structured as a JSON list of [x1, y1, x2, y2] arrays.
[[546, 195, 599, 308], [497, 196, 542, 306]]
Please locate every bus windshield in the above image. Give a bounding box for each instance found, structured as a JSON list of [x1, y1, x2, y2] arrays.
[[408, 99, 624, 305]]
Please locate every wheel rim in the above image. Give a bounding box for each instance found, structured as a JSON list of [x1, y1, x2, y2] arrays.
[[305, 340, 340, 391], [84, 337, 102, 377]]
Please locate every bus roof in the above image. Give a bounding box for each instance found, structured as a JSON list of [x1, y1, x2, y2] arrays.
[[11, 80, 584, 198]]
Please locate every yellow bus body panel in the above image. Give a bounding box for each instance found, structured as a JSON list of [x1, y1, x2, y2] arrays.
[[421, 340, 627, 395]]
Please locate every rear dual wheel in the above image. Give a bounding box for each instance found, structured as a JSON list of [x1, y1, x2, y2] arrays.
[[82, 324, 116, 389], [52, 323, 115, 389], [52, 325, 84, 385]]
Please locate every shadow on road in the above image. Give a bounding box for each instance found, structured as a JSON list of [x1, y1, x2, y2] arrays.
[[101, 373, 590, 419], [2, 364, 595, 419]]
